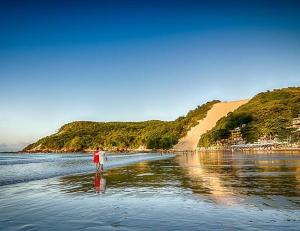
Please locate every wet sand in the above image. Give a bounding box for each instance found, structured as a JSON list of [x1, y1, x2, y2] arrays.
[[1, 151, 300, 230]]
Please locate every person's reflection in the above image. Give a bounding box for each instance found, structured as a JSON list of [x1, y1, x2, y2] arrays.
[[94, 172, 107, 194]]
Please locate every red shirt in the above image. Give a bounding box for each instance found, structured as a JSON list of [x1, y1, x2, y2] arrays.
[[93, 151, 100, 163]]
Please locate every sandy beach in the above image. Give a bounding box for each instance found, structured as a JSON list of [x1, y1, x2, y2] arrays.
[[174, 100, 249, 151], [1, 151, 300, 231]]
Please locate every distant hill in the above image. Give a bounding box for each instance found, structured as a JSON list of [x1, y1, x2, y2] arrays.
[[198, 87, 300, 147], [24, 87, 300, 153], [23, 101, 219, 152]]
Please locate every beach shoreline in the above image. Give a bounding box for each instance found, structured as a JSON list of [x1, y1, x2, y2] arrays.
[[20, 146, 300, 154]]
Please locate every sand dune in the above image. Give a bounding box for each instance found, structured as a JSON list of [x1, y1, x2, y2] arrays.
[[173, 100, 249, 151]]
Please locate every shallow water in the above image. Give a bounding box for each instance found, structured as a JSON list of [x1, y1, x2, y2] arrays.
[[0, 153, 172, 186], [1, 152, 300, 230]]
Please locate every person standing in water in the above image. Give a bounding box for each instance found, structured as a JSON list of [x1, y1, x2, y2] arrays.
[[93, 147, 100, 172], [99, 148, 107, 172]]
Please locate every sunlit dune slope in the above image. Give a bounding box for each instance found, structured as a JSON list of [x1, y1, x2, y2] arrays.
[[173, 100, 249, 151]]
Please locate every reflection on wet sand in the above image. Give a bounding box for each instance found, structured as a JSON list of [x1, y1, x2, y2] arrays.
[[57, 151, 300, 208], [176, 151, 300, 209], [177, 152, 241, 205], [94, 172, 106, 194]]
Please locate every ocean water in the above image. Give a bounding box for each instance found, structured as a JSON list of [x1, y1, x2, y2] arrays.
[[0, 153, 172, 186], [0, 152, 300, 230]]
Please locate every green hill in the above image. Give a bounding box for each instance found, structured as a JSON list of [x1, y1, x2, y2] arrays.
[[198, 87, 300, 147], [24, 87, 300, 152], [23, 100, 219, 152]]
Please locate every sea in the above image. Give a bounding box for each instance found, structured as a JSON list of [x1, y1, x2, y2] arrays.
[[0, 152, 300, 230]]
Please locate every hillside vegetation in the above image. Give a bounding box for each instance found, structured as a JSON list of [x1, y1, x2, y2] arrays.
[[198, 87, 300, 147], [24, 101, 219, 152]]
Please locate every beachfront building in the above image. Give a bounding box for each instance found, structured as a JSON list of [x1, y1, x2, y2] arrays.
[[290, 115, 300, 145], [257, 135, 279, 144], [229, 127, 244, 145], [291, 115, 300, 132]]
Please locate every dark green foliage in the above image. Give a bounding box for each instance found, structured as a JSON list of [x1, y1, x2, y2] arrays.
[[24, 101, 219, 152], [199, 87, 300, 147]]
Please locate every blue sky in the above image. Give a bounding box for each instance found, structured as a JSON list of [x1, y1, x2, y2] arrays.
[[1, 0, 300, 151]]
